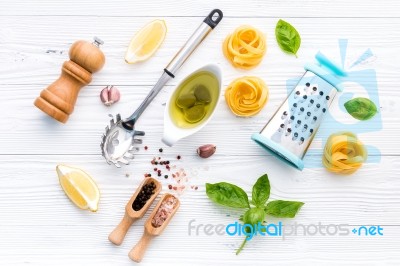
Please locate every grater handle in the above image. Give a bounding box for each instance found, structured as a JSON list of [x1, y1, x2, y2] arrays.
[[315, 52, 347, 77], [304, 52, 347, 92]]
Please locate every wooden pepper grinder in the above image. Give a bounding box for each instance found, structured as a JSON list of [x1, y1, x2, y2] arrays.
[[34, 37, 105, 123]]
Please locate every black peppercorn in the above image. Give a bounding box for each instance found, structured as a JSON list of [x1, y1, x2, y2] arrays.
[[132, 182, 156, 211]]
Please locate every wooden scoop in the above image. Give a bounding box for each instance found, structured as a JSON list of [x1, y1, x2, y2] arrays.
[[108, 177, 161, 245], [128, 193, 180, 262]]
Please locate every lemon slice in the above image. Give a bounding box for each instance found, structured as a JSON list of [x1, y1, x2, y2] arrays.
[[125, 19, 167, 64], [57, 164, 100, 212]]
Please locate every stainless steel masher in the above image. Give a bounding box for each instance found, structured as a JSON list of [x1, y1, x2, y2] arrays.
[[101, 9, 223, 167]]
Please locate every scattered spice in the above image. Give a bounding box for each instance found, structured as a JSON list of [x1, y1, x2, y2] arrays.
[[159, 148, 163, 153], [144, 146, 148, 150], [151, 196, 179, 228], [145, 153, 198, 194], [132, 181, 156, 211]]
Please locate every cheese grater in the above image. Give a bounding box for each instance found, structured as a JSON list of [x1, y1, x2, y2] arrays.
[[252, 52, 346, 170]]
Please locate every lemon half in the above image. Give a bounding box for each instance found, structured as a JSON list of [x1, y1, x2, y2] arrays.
[[125, 19, 167, 64]]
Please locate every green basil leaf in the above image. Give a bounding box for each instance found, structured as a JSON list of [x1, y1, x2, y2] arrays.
[[275, 19, 301, 57], [265, 200, 304, 218], [243, 207, 266, 226], [252, 174, 270, 207], [344, 97, 377, 120], [206, 182, 250, 208]]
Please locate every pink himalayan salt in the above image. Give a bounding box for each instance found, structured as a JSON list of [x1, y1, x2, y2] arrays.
[[151, 196, 178, 228]]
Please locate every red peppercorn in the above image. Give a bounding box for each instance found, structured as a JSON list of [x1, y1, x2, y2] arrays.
[[144, 146, 148, 150], [168, 185, 172, 189]]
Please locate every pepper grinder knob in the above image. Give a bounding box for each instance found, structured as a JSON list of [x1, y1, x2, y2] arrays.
[[34, 37, 106, 123]]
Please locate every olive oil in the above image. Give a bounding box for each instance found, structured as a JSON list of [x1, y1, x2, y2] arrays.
[[169, 71, 219, 128]]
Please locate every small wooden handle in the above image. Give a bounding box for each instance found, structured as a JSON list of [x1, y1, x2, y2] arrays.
[[128, 232, 154, 263], [108, 213, 137, 246]]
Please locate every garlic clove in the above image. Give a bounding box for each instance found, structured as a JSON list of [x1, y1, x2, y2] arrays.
[[197, 144, 216, 158], [100, 86, 120, 106]]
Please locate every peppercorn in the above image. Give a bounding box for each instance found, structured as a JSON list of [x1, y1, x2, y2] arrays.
[[164, 175, 168, 179], [132, 182, 156, 211], [159, 148, 163, 152], [177, 155, 181, 160]]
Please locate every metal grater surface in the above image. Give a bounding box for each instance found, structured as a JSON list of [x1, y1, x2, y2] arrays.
[[258, 71, 337, 159], [252, 53, 345, 170]]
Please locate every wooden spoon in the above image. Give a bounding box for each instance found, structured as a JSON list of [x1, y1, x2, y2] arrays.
[[128, 193, 180, 262], [108, 177, 161, 245]]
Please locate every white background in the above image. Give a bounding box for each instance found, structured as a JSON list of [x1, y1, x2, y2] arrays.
[[1, 0, 400, 265]]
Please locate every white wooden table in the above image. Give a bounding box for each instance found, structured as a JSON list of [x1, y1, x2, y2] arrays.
[[1, 1, 400, 265]]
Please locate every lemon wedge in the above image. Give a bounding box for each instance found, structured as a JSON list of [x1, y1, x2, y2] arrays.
[[125, 19, 167, 64], [57, 164, 100, 212]]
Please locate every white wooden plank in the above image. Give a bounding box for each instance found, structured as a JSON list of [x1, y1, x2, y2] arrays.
[[0, 155, 399, 265], [0, 17, 399, 86], [0, 155, 399, 226], [0, 0, 399, 17], [1, 0, 400, 265], [1, 84, 398, 155]]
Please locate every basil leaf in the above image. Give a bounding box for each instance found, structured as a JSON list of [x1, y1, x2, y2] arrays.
[[265, 200, 304, 218], [243, 207, 266, 227], [252, 174, 270, 207], [206, 182, 250, 208], [344, 97, 377, 120], [275, 19, 301, 57]]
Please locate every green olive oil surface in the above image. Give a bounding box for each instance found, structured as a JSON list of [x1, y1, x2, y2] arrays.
[[169, 71, 219, 128]]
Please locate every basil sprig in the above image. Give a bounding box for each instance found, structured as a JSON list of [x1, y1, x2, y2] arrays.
[[344, 97, 377, 120], [275, 19, 301, 57], [206, 174, 304, 254]]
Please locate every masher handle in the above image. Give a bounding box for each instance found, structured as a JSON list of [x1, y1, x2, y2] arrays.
[[108, 213, 137, 245], [164, 9, 223, 76], [128, 231, 154, 263]]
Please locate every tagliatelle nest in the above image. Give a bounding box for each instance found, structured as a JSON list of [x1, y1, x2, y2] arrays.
[[225, 76, 269, 117], [222, 25, 267, 69], [322, 132, 368, 175]]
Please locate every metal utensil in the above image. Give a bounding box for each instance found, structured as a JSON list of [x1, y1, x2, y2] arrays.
[[252, 52, 346, 170], [101, 9, 223, 167]]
